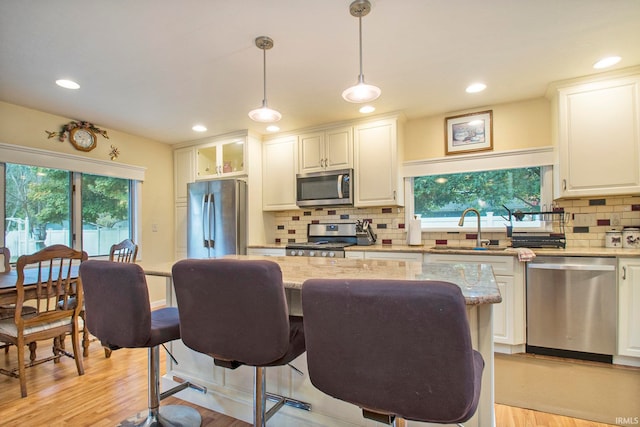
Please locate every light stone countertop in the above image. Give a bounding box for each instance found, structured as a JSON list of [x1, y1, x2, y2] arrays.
[[249, 243, 640, 257], [139, 256, 501, 305], [222, 255, 501, 305]]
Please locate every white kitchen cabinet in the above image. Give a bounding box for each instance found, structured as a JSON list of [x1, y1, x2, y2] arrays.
[[196, 136, 247, 179], [262, 135, 298, 211], [173, 147, 196, 260], [424, 253, 526, 353], [344, 251, 364, 259], [353, 118, 404, 207], [299, 126, 352, 173], [344, 250, 422, 262], [247, 247, 286, 257], [554, 73, 640, 198], [617, 257, 640, 361], [365, 251, 422, 262], [174, 146, 196, 204]]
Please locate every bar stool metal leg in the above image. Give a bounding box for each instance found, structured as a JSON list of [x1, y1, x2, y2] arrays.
[[254, 366, 266, 427], [136, 346, 202, 427], [251, 365, 311, 427], [392, 417, 407, 427]]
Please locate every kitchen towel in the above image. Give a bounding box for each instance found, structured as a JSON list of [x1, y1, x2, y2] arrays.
[[408, 218, 422, 245], [515, 247, 536, 262]]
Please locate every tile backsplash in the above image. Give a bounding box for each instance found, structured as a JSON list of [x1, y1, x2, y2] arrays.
[[270, 195, 640, 248]]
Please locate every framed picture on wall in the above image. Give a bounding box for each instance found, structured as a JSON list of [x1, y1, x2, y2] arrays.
[[445, 110, 493, 155]]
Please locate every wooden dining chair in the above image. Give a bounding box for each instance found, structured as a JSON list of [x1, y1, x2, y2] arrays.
[[0, 244, 87, 397], [109, 238, 138, 263], [0, 247, 38, 355], [0, 246, 10, 273]]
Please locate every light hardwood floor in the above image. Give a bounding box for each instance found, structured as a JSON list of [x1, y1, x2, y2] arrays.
[[0, 338, 617, 426]]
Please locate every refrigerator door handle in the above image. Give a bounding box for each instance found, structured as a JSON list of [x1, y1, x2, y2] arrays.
[[208, 192, 216, 249], [201, 194, 209, 248]]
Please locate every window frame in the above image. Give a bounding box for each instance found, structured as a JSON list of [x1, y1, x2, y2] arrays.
[[1, 142, 144, 257], [402, 147, 555, 232]]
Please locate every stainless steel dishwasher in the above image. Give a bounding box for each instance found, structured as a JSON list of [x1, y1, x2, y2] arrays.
[[526, 256, 617, 363]]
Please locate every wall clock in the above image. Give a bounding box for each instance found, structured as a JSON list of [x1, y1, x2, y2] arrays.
[[69, 127, 97, 151]]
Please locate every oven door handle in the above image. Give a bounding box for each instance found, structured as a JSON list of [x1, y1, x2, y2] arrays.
[[528, 263, 615, 272]]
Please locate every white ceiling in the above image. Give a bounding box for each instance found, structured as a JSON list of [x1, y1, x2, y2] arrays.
[[1, 0, 640, 144]]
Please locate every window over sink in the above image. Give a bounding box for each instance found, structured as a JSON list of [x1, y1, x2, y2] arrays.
[[412, 165, 553, 232]]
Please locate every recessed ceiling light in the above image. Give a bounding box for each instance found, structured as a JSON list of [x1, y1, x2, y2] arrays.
[[466, 83, 486, 93], [56, 79, 80, 89], [359, 105, 375, 114], [266, 125, 280, 132], [192, 125, 207, 132], [593, 56, 621, 69]]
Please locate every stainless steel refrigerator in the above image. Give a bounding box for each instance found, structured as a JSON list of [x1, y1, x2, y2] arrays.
[[187, 179, 247, 258]]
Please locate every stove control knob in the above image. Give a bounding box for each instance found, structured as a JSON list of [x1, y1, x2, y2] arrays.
[[297, 250, 304, 256], [328, 251, 335, 258], [321, 251, 328, 257], [309, 251, 315, 257], [289, 250, 297, 256]]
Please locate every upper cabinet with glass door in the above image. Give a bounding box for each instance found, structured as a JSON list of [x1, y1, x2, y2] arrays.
[[196, 136, 247, 179]]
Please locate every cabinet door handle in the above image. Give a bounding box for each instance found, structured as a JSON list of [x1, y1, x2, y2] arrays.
[[622, 266, 627, 280], [562, 179, 567, 191]]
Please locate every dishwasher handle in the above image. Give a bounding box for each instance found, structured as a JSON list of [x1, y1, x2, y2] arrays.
[[528, 263, 615, 272]]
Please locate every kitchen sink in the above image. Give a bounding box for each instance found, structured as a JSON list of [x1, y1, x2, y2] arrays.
[[429, 246, 508, 252]]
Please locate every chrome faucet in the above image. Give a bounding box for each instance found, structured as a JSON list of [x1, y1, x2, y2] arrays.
[[458, 208, 489, 248]]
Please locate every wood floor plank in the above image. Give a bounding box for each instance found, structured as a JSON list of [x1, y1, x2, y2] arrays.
[[0, 338, 618, 426]]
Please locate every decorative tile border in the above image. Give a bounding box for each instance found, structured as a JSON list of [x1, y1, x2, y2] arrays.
[[269, 195, 640, 248]]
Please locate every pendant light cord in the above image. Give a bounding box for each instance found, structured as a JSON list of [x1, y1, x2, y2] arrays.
[[262, 46, 268, 106], [358, 14, 364, 83]]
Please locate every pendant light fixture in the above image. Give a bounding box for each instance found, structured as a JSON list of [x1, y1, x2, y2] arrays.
[[248, 36, 282, 123], [342, 0, 381, 103]]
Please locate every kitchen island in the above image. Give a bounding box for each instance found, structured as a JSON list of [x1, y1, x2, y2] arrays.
[[141, 256, 501, 427]]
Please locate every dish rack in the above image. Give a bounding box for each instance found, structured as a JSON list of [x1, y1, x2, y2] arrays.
[[503, 206, 567, 249]]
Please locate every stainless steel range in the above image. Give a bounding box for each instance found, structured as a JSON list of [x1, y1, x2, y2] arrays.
[[286, 223, 358, 258]]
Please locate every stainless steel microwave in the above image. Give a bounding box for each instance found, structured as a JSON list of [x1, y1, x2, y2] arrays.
[[296, 169, 353, 207]]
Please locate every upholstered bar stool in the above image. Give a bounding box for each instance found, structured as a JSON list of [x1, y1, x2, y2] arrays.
[[302, 279, 484, 427], [80, 260, 202, 427], [172, 258, 310, 427]]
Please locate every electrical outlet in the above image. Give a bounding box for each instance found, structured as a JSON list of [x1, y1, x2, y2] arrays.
[[152, 223, 159, 232], [611, 213, 621, 226], [573, 213, 596, 226]]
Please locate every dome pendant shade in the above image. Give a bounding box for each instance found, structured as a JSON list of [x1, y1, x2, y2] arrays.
[[248, 101, 282, 123], [342, 0, 381, 103], [342, 75, 381, 103], [249, 36, 281, 123]]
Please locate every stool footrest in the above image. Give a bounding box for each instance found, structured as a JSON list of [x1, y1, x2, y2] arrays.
[[160, 376, 208, 400], [266, 392, 312, 412]]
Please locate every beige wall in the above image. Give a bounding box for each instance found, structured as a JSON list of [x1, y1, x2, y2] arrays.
[[0, 101, 174, 302], [404, 97, 551, 160]]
